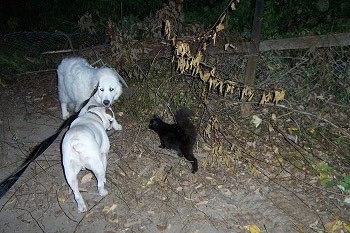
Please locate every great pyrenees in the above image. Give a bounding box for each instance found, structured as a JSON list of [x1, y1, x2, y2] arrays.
[[57, 57, 123, 119], [61, 106, 121, 213]]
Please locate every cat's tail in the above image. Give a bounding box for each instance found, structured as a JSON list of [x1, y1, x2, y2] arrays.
[[175, 108, 196, 140]]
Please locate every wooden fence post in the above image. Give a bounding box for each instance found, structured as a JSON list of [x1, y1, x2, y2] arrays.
[[241, 0, 264, 116]]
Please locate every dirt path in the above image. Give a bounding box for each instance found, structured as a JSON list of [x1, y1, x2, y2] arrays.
[[0, 74, 322, 233]]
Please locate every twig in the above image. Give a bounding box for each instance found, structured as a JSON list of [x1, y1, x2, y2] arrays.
[[15, 207, 45, 233], [147, 48, 164, 78], [73, 213, 87, 233], [55, 30, 76, 55], [55, 186, 78, 222], [41, 49, 78, 55], [16, 69, 56, 76], [73, 195, 107, 233], [42, 44, 108, 55], [325, 100, 350, 109]]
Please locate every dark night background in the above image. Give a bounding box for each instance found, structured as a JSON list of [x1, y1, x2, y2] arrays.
[[0, 0, 349, 38]]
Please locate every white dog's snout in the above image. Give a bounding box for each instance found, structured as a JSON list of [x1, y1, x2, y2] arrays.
[[103, 100, 110, 106]]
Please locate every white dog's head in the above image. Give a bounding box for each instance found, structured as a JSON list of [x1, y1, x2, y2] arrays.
[[87, 106, 122, 130], [87, 106, 122, 131], [94, 68, 123, 108]]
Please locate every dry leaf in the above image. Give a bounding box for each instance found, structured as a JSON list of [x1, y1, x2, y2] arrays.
[[219, 14, 226, 24], [259, 92, 273, 105], [157, 225, 167, 231], [103, 203, 118, 214], [147, 175, 155, 185], [219, 81, 224, 95], [245, 224, 261, 233], [108, 218, 119, 224], [271, 114, 277, 121], [208, 77, 213, 92], [124, 220, 142, 227], [212, 32, 217, 45], [81, 173, 93, 184], [164, 20, 171, 40], [231, 3, 236, 10], [248, 92, 254, 101], [344, 197, 350, 204], [251, 115, 262, 128], [199, 71, 210, 82], [79, 187, 88, 192], [204, 123, 212, 139], [241, 87, 249, 99], [193, 51, 202, 66], [216, 23, 225, 32], [195, 200, 208, 205], [274, 90, 285, 104], [225, 85, 231, 96], [325, 220, 348, 233], [203, 42, 207, 50], [210, 67, 216, 76], [58, 195, 65, 203]]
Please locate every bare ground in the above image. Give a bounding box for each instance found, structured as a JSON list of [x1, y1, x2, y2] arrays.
[[0, 73, 347, 233]]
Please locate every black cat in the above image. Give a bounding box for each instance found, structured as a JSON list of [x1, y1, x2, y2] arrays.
[[148, 108, 198, 173]]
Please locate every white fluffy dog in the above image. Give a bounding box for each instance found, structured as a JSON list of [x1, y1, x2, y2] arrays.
[[57, 57, 123, 119], [61, 106, 121, 213]]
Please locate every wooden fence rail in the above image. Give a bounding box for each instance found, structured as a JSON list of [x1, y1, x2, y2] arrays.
[[222, 32, 350, 54]]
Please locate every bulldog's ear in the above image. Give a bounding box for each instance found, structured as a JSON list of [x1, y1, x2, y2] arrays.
[[88, 105, 98, 110], [105, 108, 113, 117], [105, 108, 115, 121]]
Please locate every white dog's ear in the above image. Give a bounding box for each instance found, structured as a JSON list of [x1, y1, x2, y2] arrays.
[[113, 88, 122, 101], [105, 108, 122, 131], [88, 105, 99, 110], [113, 68, 128, 88], [105, 108, 114, 120]]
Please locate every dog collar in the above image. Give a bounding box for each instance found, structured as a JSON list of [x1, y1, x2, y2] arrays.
[[87, 111, 104, 123]]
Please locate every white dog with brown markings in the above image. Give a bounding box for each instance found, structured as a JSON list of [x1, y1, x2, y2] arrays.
[[61, 106, 121, 213], [57, 57, 123, 120]]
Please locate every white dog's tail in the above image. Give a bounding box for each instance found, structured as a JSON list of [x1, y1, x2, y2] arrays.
[[71, 139, 86, 153]]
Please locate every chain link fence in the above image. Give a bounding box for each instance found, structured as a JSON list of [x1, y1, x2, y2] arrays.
[[0, 31, 104, 77]]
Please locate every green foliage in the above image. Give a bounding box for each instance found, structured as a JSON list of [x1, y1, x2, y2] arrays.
[[261, 0, 350, 38], [183, 0, 229, 26], [337, 175, 350, 191], [311, 161, 350, 192], [312, 161, 334, 186], [117, 58, 200, 122], [0, 55, 26, 75], [187, 0, 350, 39]]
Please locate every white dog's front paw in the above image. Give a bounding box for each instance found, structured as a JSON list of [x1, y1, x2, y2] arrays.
[[112, 122, 122, 131], [77, 201, 87, 213], [62, 112, 69, 120], [61, 104, 70, 120], [99, 188, 108, 196]]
